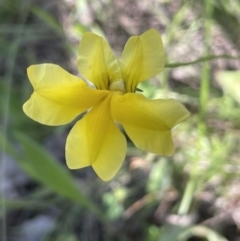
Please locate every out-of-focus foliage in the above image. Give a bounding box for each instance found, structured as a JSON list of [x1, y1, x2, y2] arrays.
[[216, 71, 240, 104], [1, 0, 240, 240]]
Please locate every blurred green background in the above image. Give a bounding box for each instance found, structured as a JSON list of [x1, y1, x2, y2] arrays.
[[1, 0, 240, 240]]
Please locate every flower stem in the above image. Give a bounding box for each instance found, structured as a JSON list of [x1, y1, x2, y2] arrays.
[[178, 177, 196, 215], [199, 0, 213, 134]]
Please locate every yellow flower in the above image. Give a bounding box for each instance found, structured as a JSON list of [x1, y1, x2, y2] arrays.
[[23, 29, 189, 181]]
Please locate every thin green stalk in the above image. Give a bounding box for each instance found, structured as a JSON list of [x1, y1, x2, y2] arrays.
[[199, 0, 213, 133], [164, 0, 190, 45], [165, 54, 239, 68], [178, 1, 213, 216], [178, 178, 196, 215], [150, 0, 189, 92], [162, 0, 190, 92]]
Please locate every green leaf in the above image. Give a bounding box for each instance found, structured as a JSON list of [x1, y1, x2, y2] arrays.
[[14, 132, 79, 200], [216, 71, 240, 104], [0, 131, 107, 221]]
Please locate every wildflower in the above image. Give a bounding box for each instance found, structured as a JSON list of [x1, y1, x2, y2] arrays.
[[23, 29, 189, 181]]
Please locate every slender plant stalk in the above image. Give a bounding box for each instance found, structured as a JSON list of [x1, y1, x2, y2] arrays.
[[199, 0, 213, 133], [178, 177, 196, 215], [178, 0, 213, 216], [162, 0, 189, 93], [165, 54, 239, 68]]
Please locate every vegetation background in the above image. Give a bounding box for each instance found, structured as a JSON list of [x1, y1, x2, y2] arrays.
[[1, 0, 240, 240]]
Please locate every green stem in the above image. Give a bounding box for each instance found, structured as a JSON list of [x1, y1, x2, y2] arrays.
[[165, 54, 239, 68], [199, 0, 213, 133], [178, 178, 196, 215]]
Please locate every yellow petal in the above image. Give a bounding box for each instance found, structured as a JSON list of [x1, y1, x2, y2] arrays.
[[66, 93, 127, 181], [23, 64, 109, 125], [124, 126, 174, 156], [111, 93, 190, 155], [77, 33, 122, 90], [119, 29, 165, 92]]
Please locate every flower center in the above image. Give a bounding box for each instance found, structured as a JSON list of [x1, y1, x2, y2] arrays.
[[109, 80, 126, 93]]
